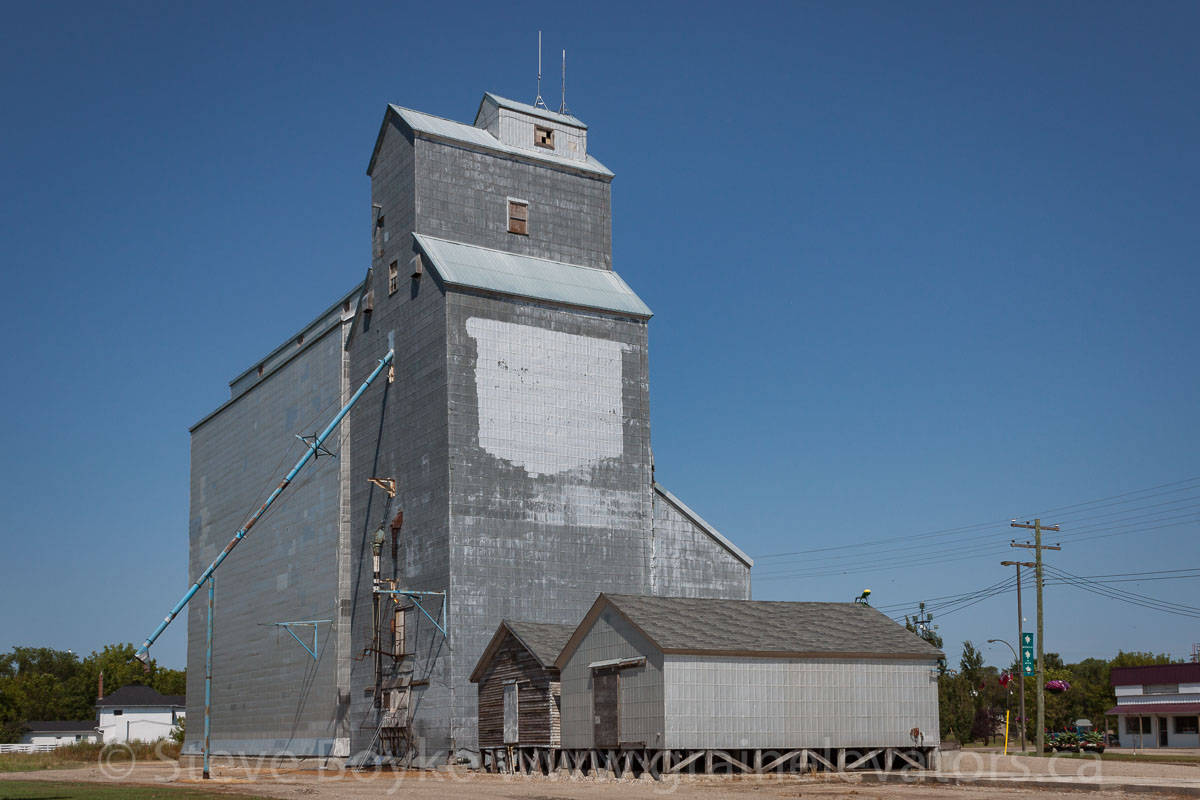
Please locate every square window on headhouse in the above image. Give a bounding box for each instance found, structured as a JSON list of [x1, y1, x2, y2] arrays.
[[388, 260, 399, 295], [508, 199, 528, 235], [534, 125, 555, 149]]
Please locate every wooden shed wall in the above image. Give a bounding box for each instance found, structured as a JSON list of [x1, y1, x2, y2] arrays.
[[477, 630, 560, 748]]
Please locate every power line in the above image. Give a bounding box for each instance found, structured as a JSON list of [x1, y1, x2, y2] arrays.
[[752, 475, 1200, 562], [1044, 565, 1200, 617], [1013, 475, 1200, 519], [754, 515, 1200, 581], [881, 569, 1200, 623], [880, 569, 1200, 613]]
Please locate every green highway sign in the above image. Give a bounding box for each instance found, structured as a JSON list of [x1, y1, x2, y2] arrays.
[[1022, 632, 1035, 675]]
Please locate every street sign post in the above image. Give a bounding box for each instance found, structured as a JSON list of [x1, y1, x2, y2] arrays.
[[1021, 632, 1035, 676]]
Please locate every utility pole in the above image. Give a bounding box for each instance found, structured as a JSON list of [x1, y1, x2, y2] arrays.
[[1001, 559, 1036, 753], [1011, 519, 1061, 756]]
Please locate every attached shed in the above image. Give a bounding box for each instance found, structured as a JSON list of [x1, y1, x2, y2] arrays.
[[554, 594, 943, 774], [470, 620, 574, 761]]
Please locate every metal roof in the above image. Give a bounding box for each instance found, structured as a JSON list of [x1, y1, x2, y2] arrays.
[[413, 234, 652, 318], [1111, 663, 1200, 686], [390, 105, 611, 177], [482, 92, 587, 129], [191, 281, 363, 433], [1106, 702, 1200, 715], [556, 595, 944, 668]]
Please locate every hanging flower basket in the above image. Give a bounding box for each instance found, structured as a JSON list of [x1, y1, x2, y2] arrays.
[[1045, 679, 1071, 694]]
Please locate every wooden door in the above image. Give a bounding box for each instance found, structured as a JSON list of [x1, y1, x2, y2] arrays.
[[503, 684, 519, 745], [593, 669, 619, 748]]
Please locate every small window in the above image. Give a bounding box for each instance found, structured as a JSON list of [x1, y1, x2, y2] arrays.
[[392, 607, 406, 657], [508, 200, 528, 235], [113, 710, 123, 716], [388, 260, 399, 295], [1146, 683, 1179, 695], [1177, 716, 1200, 734], [534, 125, 554, 149]]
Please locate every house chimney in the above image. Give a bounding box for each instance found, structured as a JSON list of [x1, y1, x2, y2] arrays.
[[98, 670, 103, 700]]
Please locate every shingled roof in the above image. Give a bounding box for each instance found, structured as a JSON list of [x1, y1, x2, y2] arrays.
[[94, 685, 184, 708], [556, 594, 943, 667], [22, 720, 98, 733], [470, 619, 575, 682]]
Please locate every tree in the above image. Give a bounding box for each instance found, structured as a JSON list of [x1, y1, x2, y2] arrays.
[[940, 647, 1183, 748], [960, 641, 985, 685], [0, 644, 185, 744], [1111, 651, 1175, 668]]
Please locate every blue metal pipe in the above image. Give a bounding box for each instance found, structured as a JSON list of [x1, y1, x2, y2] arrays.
[[203, 576, 213, 780], [135, 350, 395, 663]]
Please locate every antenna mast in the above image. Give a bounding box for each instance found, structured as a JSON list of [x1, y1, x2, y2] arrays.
[[533, 31, 548, 110], [559, 49, 570, 115]]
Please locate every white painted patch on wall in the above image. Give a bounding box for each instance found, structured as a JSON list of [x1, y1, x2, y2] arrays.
[[467, 318, 626, 477]]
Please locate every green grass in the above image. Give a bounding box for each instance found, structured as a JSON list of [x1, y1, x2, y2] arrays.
[[0, 780, 272, 799], [0, 743, 181, 774]]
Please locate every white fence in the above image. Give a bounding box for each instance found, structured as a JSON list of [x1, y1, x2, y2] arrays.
[[0, 743, 60, 754]]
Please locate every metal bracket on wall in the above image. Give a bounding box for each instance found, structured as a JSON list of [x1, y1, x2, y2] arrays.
[[265, 620, 332, 660], [368, 477, 396, 498], [374, 588, 448, 640], [296, 434, 336, 459]]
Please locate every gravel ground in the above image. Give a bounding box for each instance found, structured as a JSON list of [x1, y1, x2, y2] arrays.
[[4, 756, 1200, 800]]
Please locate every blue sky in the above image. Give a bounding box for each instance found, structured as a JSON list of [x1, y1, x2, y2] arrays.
[[1, 1, 1197, 669]]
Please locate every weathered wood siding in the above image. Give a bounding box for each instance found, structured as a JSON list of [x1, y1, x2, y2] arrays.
[[477, 630, 560, 748]]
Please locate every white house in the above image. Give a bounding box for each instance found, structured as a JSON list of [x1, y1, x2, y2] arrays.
[[96, 685, 185, 743], [1109, 663, 1200, 748], [19, 720, 100, 746]]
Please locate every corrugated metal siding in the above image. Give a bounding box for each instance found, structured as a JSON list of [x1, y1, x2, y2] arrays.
[[497, 108, 587, 162], [476, 97, 500, 138], [1113, 663, 1200, 686], [414, 233, 651, 318], [185, 322, 348, 757], [349, 119, 454, 761], [483, 92, 587, 129], [447, 290, 655, 751], [651, 489, 752, 599], [559, 608, 664, 749], [1117, 695, 1200, 706], [414, 136, 612, 271], [393, 106, 611, 177], [663, 656, 940, 750]]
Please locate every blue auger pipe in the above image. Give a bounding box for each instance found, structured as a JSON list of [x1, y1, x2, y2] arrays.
[[134, 350, 395, 664]]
